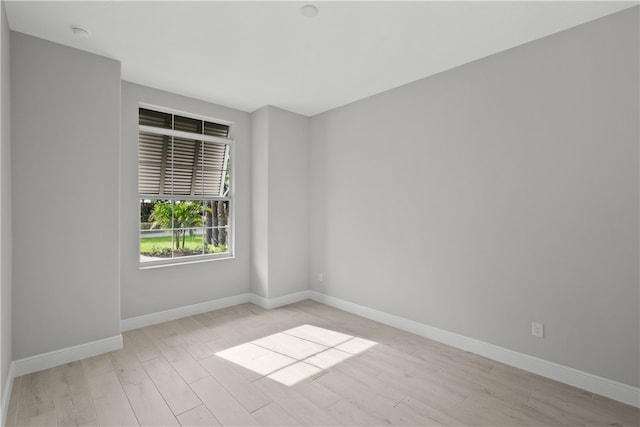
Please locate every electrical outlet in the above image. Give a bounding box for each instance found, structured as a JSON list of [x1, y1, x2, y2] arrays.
[[531, 322, 544, 338], [318, 273, 323, 282]]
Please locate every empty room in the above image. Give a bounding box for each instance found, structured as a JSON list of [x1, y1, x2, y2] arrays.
[[0, 1, 638, 426]]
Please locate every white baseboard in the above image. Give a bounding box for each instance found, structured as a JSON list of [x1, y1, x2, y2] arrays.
[[12, 334, 123, 378], [120, 290, 308, 331], [121, 293, 252, 331], [308, 291, 640, 408], [1, 362, 15, 426], [250, 290, 311, 309]]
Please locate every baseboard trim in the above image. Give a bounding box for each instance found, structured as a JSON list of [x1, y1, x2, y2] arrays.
[[12, 334, 123, 378], [121, 293, 252, 331], [250, 290, 311, 309], [1, 362, 15, 426], [308, 291, 640, 408]]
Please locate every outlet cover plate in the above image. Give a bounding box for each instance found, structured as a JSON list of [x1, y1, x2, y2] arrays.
[[532, 322, 544, 338]]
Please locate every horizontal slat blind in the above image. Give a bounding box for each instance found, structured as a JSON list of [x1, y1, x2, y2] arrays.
[[139, 108, 171, 129], [204, 121, 229, 138], [139, 108, 230, 197], [139, 108, 230, 138], [139, 132, 167, 195]]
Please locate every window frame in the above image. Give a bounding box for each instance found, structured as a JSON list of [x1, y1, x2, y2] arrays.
[[138, 103, 235, 268]]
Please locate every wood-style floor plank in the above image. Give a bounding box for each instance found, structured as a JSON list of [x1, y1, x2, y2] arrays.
[[325, 398, 391, 426], [16, 370, 55, 425], [80, 353, 114, 378], [250, 401, 301, 426], [401, 395, 469, 425], [141, 356, 202, 416], [5, 376, 20, 427], [109, 347, 150, 386], [86, 371, 139, 427], [189, 376, 259, 426], [253, 376, 342, 426], [198, 355, 272, 412], [122, 378, 180, 426], [124, 329, 163, 362], [175, 404, 220, 427], [17, 410, 57, 427], [288, 375, 342, 409], [51, 362, 98, 426], [154, 338, 210, 384]]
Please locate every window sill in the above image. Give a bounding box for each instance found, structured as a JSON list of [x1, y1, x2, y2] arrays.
[[139, 253, 234, 269]]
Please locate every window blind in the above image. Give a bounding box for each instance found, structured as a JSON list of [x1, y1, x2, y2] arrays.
[[138, 108, 230, 197]]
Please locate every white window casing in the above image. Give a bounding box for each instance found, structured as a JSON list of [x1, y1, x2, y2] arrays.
[[138, 106, 234, 267]]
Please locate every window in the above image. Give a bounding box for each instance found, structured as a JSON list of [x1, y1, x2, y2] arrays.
[[138, 106, 233, 265]]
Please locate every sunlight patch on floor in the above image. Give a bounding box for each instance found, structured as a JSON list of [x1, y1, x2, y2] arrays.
[[215, 324, 377, 386]]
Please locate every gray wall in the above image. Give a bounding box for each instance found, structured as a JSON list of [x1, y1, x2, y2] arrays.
[[268, 107, 309, 298], [309, 8, 639, 387], [250, 107, 269, 298], [251, 106, 309, 299], [120, 82, 252, 319], [11, 33, 121, 359], [0, 0, 11, 400]]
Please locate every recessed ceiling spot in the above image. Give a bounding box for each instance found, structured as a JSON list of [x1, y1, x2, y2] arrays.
[[300, 4, 318, 18], [70, 25, 91, 38]]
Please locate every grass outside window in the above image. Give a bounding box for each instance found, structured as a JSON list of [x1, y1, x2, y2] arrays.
[[140, 233, 228, 258]]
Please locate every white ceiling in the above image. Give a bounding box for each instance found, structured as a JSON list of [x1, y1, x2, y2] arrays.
[[5, 1, 638, 116]]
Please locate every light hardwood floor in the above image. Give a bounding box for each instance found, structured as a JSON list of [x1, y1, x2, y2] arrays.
[[6, 300, 639, 426]]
